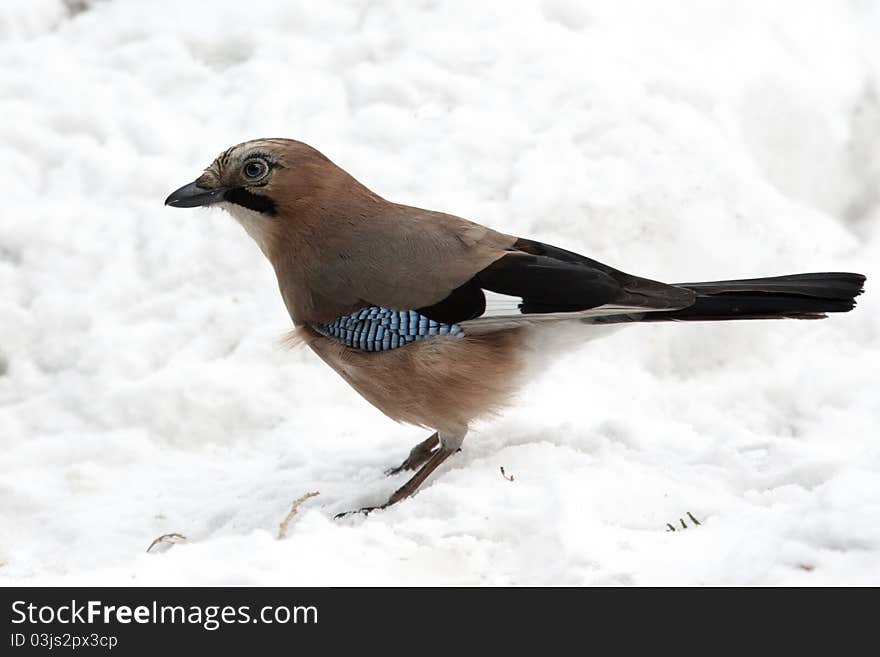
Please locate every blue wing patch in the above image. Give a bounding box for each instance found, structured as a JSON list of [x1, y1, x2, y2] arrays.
[[314, 307, 465, 352]]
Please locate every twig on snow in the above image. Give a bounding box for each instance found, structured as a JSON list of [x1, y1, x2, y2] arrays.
[[146, 532, 187, 553], [277, 491, 320, 540], [665, 511, 702, 532]]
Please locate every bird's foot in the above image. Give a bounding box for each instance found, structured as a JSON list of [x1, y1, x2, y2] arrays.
[[334, 505, 383, 519], [337, 443, 457, 519], [384, 431, 439, 476], [333, 487, 407, 519]]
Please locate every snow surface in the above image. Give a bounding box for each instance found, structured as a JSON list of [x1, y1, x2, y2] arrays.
[[1, 0, 879, 586]]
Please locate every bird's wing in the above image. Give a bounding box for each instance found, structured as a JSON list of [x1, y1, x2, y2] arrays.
[[305, 207, 695, 328], [417, 237, 697, 329], [301, 206, 515, 323]]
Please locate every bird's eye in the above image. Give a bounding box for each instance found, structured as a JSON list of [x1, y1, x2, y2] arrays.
[[242, 158, 269, 180]]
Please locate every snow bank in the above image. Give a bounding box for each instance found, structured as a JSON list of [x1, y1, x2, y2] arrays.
[[1, 0, 878, 585]]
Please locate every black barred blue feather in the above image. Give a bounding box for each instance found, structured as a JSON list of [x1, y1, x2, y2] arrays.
[[315, 307, 465, 352]]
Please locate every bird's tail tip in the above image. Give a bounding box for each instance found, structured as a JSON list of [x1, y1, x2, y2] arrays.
[[645, 271, 867, 322]]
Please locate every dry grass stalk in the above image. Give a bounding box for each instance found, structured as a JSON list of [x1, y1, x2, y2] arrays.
[[277, 491, 320, 539], [146, 532, 187, 553]]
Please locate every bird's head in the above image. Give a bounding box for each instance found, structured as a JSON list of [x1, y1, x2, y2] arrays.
[[165, 138, 360, 255]]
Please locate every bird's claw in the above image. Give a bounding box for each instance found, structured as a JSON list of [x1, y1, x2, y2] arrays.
[[334, 505, 384, 519], [385, 432, 440, 476]]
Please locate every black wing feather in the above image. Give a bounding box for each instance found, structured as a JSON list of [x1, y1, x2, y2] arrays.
[[417, 238, 864, 326], [418, 237, 695, 323], [416, 279, 486, 324]]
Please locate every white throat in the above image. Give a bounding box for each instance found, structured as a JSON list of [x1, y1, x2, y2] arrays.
[[219, 202, 274, 256]]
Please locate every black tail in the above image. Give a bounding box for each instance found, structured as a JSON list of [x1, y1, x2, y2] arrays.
[[639, 272, 866, 322]]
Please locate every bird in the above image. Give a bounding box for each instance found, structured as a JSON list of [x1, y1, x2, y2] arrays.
[[165, 138, 866, 514]]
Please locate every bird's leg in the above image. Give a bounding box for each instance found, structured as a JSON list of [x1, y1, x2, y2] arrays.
[[336, 429, 465, 518], [385, 432, 440, 476], [381, 445, 457, 508], [337, 448, 455, 518]]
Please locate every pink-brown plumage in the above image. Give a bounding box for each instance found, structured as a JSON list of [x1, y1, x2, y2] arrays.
[[165, 137, 865, 513], [299, 326, 525, 434]]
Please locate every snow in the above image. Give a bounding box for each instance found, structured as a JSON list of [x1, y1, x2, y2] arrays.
[[1, 0, 878, 586]]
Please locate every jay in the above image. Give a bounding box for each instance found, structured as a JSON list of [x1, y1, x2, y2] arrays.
[[166, 138, 866, 513]]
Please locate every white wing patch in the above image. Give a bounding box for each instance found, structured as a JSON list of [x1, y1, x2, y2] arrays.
[[462, 300, 673, 334], [482, 290, 525, 317]]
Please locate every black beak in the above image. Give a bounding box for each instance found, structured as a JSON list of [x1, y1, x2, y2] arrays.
[[164, 181, 230, 208]]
